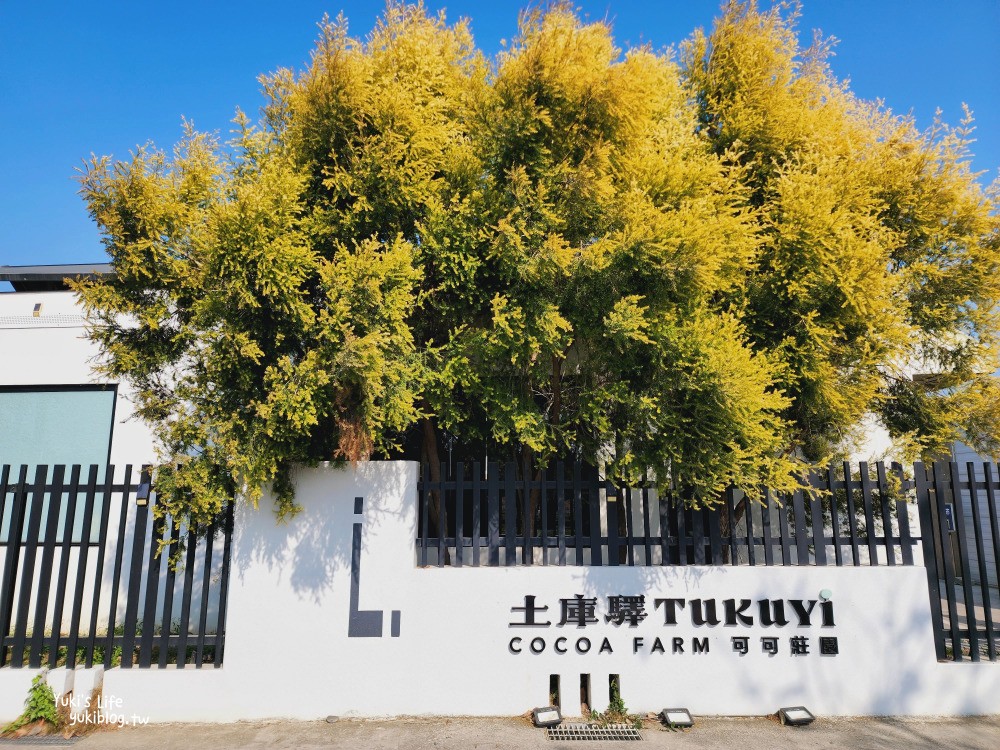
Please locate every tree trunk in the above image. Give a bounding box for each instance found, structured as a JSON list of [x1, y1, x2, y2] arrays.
[[421, 414, 449, 564], [521, 356, 562, 557], [517, 445, 548, 566], [717, 494, 747, 565]]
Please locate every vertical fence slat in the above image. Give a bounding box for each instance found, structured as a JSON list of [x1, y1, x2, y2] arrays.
[[66, 465, 98, 669], [877, 462, 896, 565], [744, 497, 756, 566], [949, 462, 980, 661], [827, 466, 843, 566], [420, 463, 430, 566], [761, 489, 774, 566], [671, 498, 686, 568], [915, 462, 948, 660], [985, 464, 1000, 617], [665, 495, 679, 565], [505, 463, 517, 566], [12, 465, 48, 668], [606, 483, 619, 567], [121, 466, 148, 669], [438, 462, 447, 568], [97, 465, 123, 669], [0, 466, 28, 666], [843, 462, 861, 566], [419, 463, 429, 567], [792, 487, 809, 566], [213, 502, 235, 668], [522, 455, 532, 566], [776, 491, 792, 566], [556, 462, 566, 566], [139, 490, 164, 668], [0, 464, 9, 667], [623, 485, 635, 566], [158, 516, 180, 668], [967, 463, 996, 661], [658, 492, 670, 567], [0, 464, 8, 541], [573, 462, 584, 565], [892, 462, 915, 566], [472, 462, 482, 568], [725, 487, 738, 565], [48, 465, 81, 668], [640, 476, 653, 565], [541, 463, 549, 566], [808, 473, 825, 566], [589, 471, 603, 566], [0, 464, 9, 545], [176, 524, 198, 668], [691, 506, 706, 565], [0, 465, 8, 662], [859, 462, 879, 566], [487, 462, 500, 567], [455, 462, 465, 568], [708, 501, 723, 565], [195, 524, 216, 667], [676, 495, 688, 565]]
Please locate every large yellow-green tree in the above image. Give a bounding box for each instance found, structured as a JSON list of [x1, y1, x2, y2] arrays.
[[76, 1, 1000, 524]]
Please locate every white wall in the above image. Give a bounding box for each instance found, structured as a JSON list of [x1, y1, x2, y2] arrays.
[[3, 461, 997, 723], [0, 290, 156, 467]]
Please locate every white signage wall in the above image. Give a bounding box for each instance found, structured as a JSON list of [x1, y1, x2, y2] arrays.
[[9, 461, 988, 723]]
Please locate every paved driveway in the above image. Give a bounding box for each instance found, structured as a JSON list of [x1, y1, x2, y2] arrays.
[[64, 715, 1000, 750]]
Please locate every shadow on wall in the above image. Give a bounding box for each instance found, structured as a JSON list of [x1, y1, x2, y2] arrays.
[[234, 461, 412, 602]]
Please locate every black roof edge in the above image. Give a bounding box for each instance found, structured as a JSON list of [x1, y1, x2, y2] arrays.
[[0, 263, 114, 292]]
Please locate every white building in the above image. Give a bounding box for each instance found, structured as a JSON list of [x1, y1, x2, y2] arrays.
[[0, 264, 156, 469]]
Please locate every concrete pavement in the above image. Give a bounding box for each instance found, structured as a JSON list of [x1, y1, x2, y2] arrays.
[[65, 715, 1000, 749]]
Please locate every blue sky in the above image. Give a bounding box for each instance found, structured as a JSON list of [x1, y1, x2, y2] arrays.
[[1, 0, 997, 270]]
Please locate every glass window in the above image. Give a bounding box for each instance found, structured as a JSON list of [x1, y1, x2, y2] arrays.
[[0, 385, 117, 543], [0, 386, 115, 469]]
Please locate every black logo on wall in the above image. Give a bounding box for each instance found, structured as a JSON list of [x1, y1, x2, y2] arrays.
[[349, 496, 401, 638], [507, 594, 838, 657]]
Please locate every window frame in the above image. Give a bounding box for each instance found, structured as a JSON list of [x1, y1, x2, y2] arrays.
[[0, 383, 118, 470]]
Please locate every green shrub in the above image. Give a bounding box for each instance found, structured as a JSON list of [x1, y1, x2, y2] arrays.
[[4, 673, 59, 733]]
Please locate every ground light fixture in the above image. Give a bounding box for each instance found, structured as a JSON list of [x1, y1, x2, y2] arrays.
[[660, 708, 694, 728], [532, 706, 562, 727], [778, 706, 815, 726]]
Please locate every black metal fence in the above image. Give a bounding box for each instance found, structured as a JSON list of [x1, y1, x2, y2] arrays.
[[917, 461, 1000, 662], [417, 460, 918, 568], [0, 464, 232, 669]]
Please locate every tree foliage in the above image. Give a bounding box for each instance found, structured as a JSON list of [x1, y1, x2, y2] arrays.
[[683, 1, 1000, 462], [76, 1, 1000, 523]]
